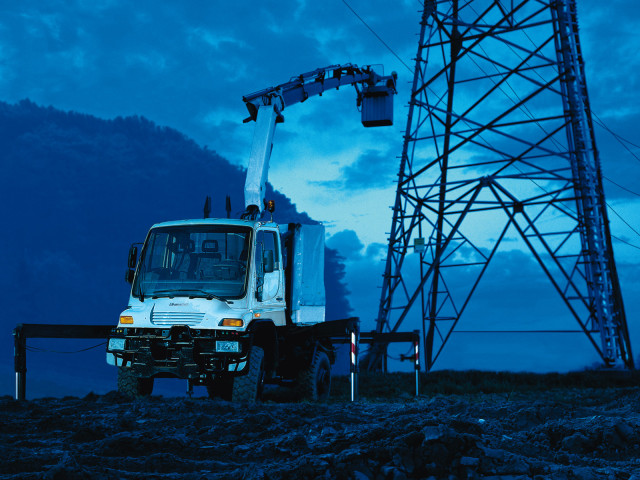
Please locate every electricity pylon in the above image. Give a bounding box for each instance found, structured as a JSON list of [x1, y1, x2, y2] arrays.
[[367, 0, 633, 371]]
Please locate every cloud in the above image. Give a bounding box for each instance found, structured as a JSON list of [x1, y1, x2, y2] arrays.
[[0, 0, 419, 150], [577, 0, 640, 204], [327, 229, 364, 258], [315, 148, 396, 190], [327, 223, 640, 371], [327, 229, 387, 261], [1, 0, 638, 374]]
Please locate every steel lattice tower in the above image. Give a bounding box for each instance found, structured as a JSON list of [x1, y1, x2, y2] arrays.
[[367, 0, 633, 371]]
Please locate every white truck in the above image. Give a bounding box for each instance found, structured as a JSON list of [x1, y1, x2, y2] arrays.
[[106, 64, 397, 401]]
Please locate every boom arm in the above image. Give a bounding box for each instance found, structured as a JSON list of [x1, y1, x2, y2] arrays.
[[241, 64, 397, 219]]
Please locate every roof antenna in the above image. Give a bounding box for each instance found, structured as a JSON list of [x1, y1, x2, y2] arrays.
[[203, 196, 211, 219], [225, 195, 232, 219]]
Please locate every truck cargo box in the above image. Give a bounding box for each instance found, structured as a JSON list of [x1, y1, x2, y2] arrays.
[[282, 224, 326, 324]]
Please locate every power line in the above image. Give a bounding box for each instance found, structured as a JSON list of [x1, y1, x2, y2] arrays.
[[341, 0, 413, 74], [603, 176, 640, 198], [343, 0, 640, 251], [607, 202, 640, 241], [610, 234, 640, 251], [593, 112, 640, 153]]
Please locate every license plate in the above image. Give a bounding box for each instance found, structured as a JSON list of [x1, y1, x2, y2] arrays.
[[216, 340, 240, 353], [108, 337, 126, 351]]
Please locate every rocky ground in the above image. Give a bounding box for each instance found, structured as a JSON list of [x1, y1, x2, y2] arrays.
[[2, 373, 640, 479]]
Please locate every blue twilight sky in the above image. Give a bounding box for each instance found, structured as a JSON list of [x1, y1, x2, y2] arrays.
[[1, 0, 639, 373]]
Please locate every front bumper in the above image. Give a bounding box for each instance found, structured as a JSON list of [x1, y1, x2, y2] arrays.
[[106, 326, 252, 379]]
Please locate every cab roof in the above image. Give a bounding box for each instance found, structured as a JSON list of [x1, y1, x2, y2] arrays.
[[150, 218, 277, 229]]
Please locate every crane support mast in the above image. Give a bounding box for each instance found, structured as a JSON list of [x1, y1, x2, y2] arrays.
[[241, 64, 397, 219]]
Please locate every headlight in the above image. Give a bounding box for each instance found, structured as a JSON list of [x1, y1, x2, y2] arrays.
[[119, 315, 134, 324], [108, 338, 126, 351]]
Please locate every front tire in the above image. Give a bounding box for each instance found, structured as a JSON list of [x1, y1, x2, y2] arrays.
[[299, 351, 331, 401], [117, 367, 154, 398], [231, 346, 265, 403], [206, 375, 233, 400]]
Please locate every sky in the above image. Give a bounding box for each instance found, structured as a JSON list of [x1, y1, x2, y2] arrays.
[[1, 0, 639, 375]]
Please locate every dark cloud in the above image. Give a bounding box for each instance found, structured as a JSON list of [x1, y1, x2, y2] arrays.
[[1, 0, 638, 374], [327, 229, 364, 258], [577, 0, 640, 203], [365, 242, 386, 258], [335, 231, 640, 370], [315, 148, 396, 190], [0, 0, 417, 156]]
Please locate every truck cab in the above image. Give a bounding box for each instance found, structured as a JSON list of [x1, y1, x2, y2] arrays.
[[107, 218, 329, 401], [121, 218, 286, 330]]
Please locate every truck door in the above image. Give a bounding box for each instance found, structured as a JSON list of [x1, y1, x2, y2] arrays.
[[254, 229, 286, 325]]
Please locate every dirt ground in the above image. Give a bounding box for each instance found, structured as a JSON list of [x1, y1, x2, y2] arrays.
[[2, 375, 640, 480]]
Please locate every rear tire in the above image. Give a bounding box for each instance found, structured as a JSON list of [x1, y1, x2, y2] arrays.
[[117, 367, 154, 398], [231, 346, 265, 403], [299, 351, 331, 401]]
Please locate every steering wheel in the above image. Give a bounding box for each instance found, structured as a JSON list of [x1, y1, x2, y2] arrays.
[[211, 261, 245, 280]]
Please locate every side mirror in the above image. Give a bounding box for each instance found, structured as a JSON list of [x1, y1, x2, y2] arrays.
[[125, 269, 135, 284], [128, 245, 138, 269], [263, 250, 275, 273], [126, 244, 140, 284]]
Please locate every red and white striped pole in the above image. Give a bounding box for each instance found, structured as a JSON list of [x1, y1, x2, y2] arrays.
[[413, 330, 420, 397], [350, 329, 357, 402]]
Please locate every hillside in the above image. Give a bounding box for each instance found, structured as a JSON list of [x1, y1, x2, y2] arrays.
[[0, 99, 351, 397]]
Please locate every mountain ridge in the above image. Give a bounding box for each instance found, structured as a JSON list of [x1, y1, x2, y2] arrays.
[[0, 98, 351, 397]]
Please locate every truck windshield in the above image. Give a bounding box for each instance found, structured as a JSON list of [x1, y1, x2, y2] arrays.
[[133, 225, 252, 300]]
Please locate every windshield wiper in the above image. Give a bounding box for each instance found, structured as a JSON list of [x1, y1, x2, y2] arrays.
[[150, 291, 175, 299], [150, 289, 228, 302]]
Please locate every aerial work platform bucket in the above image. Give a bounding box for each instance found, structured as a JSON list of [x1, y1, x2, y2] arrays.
[[361, 85, 394, 127]]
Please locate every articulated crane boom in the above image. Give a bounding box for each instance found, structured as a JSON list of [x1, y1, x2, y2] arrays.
[[241, 64, 397, 220]]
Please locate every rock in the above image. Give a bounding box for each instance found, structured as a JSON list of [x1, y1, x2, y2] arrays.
[[392, 451, 415, 474], [480, 446, 506, 462], [480, 476, 529, 480], [353, 471, 371, 480], [43, 453, 91, 480], [321, 426, 338, 436], [569, 467, 599, 480], [460, 456, 480, 467], [614, 420, 635, 442], [421, 425, 444, 442], [69, 426, 106, 443], [397, 430, 424, 447], [450, 418, 483, 435], [484, 454, 530, 476], [561, 432, 590, 454], [278, 432, 309, 452], [82, 392, 99, 402]]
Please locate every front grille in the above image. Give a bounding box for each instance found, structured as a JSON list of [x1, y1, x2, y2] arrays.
[[150, 311, 205, 326]]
